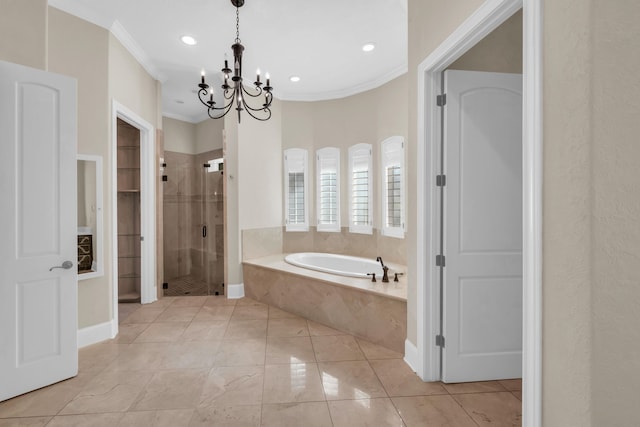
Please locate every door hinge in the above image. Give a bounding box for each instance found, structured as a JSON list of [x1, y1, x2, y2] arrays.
[[436, 334, 445, 347], [436, 94, 447, 107], [436, 254, 445, 267], [436, 174, 446, 187]]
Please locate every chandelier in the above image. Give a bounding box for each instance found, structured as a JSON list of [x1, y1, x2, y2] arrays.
[[197, 0, 273, 123]]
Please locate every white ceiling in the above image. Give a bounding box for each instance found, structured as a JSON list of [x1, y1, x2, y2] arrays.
[[49, 0, 408, 123]]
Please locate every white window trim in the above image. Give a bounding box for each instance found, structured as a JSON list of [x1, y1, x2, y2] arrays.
[[381, 136, 405, 238], [348, 143, 373, 235], [284, 148, 309, 232], [316, 147, 341, 232]]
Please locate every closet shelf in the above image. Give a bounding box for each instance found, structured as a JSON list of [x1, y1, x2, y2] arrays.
[[119, 273, 141, 279], [118, 255, 141, 259], [118, 189, 140, 193]]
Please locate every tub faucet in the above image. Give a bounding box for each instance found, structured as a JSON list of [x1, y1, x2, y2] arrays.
[[376, 257, 390, 283]]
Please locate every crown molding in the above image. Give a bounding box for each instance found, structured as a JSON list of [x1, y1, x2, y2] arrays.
[[276, 63, 408, 102], [109, 20, 164, 82]]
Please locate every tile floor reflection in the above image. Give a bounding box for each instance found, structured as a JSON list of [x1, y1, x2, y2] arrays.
[[0, 296, 522, 426]]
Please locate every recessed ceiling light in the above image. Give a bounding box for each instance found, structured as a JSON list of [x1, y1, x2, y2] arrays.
[[362, 43, 376, 52], [181, 35, 197, 46], [289, 76, 301, 83]]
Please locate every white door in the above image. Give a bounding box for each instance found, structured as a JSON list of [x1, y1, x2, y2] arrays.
[[0, 60, 78, 401], [442, 70, 522, 383]]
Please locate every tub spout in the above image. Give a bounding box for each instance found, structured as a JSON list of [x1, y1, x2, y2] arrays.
[[376, 257, 390, 282]]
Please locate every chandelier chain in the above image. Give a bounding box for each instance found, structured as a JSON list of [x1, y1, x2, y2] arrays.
[[235, 7, 241, 44]]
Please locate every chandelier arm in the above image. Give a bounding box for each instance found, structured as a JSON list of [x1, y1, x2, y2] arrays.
[[207, 99, 235, 119], [239, 83, 263, 99], [241, 104, 272, 121]]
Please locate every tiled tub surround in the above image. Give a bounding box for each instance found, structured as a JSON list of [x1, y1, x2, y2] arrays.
[[243, 254, 407, 353], [241, 226, 407, 265]]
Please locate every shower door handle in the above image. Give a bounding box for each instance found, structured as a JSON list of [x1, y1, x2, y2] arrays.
[[202, 225, 207, 238]]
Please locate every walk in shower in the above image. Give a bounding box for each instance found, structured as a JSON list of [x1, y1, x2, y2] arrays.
[[163, 149, 224, 296]]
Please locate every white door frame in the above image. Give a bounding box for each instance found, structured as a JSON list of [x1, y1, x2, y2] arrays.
[[414, 0, 542, 426], [111, 100, 157, 330]]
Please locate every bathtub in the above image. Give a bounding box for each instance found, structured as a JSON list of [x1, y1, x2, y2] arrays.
[[285, 252, 385, 278]]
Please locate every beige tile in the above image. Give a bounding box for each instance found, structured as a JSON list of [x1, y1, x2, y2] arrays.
[[121, 307, 165, 324], [203, 296, 237, 307], [47, 413, 124, 426], [499, 378, 522, 391], [189, 405, 261, 427], [132, 369, 208, 411], [261, 402, 333, 427], [266, 336, 316, 364], [268, 306, 300, 319], [0, 417, 52, 427], [311, 335, 365, 362], [59, 371, 153, 414], [193, 305, 235, 322], [155, 307, 200, 322], [328, 398, 404, 427], [268, 318, 310, 337], [199, 366, 264, 406], [171, 296, 208, 307], [442, 380, 507, 394], [78, 342, 128, 374], [224, 319, 267, 339], [106, 343, 171, 372], [235, 297, 266, 307], [147, 297, 178, 308], [214, 339, 266, 367], [112, 324, 149, 344], [117, 409, 194, 427], [159, 341, 221, 370], [231, 304, 269, 320], [181, 321, 228, 341], [453, 392, 522, 426], [356, 338, 403, 360], [0, 373, 94, 417], [318, 361, 387, 400], [263, 363, 326, 404], [392, 395, 477, 427], [369, 359, 447, 397], [133, 322, 189, 343], [307, 320, 347, 336]]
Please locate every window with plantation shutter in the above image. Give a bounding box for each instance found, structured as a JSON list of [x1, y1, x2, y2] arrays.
[[348, 143, 373, 234], [284, 148, 309, 231], [381, 136, 405, 238], [316, 147, 341, 232]]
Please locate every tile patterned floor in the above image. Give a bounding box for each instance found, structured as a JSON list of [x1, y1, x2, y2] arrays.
[[0, 296, 522, 426]]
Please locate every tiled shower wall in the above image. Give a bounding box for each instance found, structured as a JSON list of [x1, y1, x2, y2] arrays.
[[163, 149, 224, 294]]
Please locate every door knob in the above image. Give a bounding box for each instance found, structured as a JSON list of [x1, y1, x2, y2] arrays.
[[49, 260, 73, 271]]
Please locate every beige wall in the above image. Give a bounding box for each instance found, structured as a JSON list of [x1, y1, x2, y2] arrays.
[[164, 117, 197, 154], [0, 0, 47, 70], [282, 75, 408, 234], [449, 10, 522, 73], [590, 1, 640, 424], [109, 35, 160, 129], [48, 7, 112, 329], [195, 118, 224, 154]]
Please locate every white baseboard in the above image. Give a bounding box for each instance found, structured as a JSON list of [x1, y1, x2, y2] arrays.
[[227, 282, 245, 299], [404, 339, 420, 374], [78, 320, 116, 348]]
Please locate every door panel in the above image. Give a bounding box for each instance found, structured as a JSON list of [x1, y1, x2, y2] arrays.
[[442, 70, 522, 383], [0, 60, 78, 401]]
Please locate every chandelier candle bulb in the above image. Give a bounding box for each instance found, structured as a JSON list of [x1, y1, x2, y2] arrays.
[[201, 71, 205, 84]]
